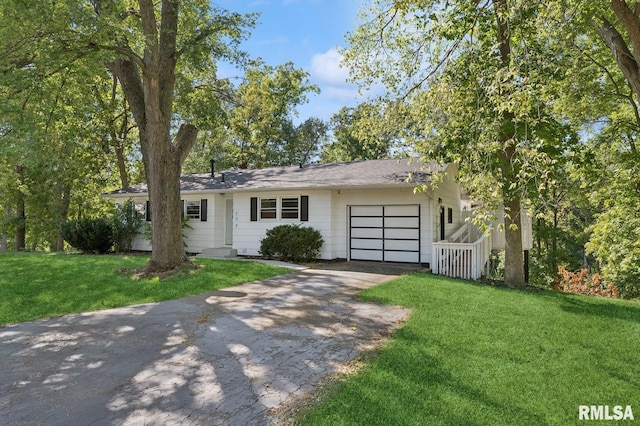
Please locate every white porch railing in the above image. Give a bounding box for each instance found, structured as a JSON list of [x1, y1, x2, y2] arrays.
[[433, 222, 492, 280]]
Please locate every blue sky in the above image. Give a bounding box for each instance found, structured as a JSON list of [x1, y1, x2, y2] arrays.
[[214, 0, 363, 123]]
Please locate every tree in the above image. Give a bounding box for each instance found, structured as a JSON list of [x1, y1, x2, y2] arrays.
[[5, 0, 255, 272], [2, 1, 256, 271], [344, 1, 576, 287], [541, 1, 640, 296], [597, 0, 640, 123], [321, 103, 397, 163], [288, 117, 328, 165], [225, 61, 318, 169], [104, 0, 202, 272], [0, 56, 115, 252]]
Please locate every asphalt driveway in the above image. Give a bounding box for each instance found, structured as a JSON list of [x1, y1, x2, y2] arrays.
[[0, 265, 411, 425]]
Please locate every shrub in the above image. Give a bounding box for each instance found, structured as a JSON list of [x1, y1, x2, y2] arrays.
[[62, 218, 113, 254], [259, 224, 324, 263], [586, 202, 640, 299], [111, 199, 143, 253], [554, 267, 619, 298]]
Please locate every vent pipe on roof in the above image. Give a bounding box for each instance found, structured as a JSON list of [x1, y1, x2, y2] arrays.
[[221, 173, 225, 182], [210, 159, 215, 177]]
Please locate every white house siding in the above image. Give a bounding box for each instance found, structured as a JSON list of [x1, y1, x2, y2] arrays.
[[431, 172, 465, 242], [180, 194, 216, 253], [119, 195, 217, 254], [333, 188, 433, 264], [232, 189, 334, 258]]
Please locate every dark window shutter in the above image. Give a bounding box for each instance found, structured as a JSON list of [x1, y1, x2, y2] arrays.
[[201, 199, 208, 222], [180, 200, 185, 218], [145, 201, 151, 221], [300, 195, 309, 221], [250, 197, 258, 221]]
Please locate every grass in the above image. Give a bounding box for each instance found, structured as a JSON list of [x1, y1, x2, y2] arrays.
[[0, 252, 289, 326], [299, 274, 640, 425]]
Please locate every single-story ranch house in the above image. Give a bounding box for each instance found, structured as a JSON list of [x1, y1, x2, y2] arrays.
[[104, 158, 531, 279]]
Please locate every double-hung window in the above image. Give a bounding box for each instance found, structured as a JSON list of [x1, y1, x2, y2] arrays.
[[260, 198, 277, 219], [280, 197, 299, 219], [251, 196, 309, 221], [185, 200, 201, 220]]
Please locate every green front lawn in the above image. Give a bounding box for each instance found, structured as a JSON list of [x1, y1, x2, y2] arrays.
[[0, 252, 288, 326], [300, 274, 640, 425]]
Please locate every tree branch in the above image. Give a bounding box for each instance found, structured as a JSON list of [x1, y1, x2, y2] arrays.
[[106, 59, 146, 137], [90, 43, 144, 69], [598, 15, 640, 100], [610, 0, 640, 58], [173, 123, 198, 165]]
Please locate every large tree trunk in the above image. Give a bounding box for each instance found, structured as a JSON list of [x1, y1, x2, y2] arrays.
[[500, 143, 526, 288], [495, 0, 526, 288], [503, 194, 525, 287], [143, 123, 195, 272], [107, 0, 198, 273]]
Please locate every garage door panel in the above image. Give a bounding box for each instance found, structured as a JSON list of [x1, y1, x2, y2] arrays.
[[350, 239, 383, 250], [384, 240, 420, 251], [385, 217, 419, 228], [351, 206, 383, 216], [385, 228, 420, 239], [351, 217, 383, 228], [384, 251, 420, 263], [351, 228, 383, 239], [385, 205, 419, 216], [350, 249, 383, 261]]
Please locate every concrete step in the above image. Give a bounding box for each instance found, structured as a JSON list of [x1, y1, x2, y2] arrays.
[[196, 247, 238, 259]]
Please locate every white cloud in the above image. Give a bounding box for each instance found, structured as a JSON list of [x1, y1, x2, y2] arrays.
[[310, 47, 350, 86]]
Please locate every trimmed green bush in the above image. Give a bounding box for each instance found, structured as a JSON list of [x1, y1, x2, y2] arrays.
[[259, 224, 324, 263], [62, 218, 113, 254]]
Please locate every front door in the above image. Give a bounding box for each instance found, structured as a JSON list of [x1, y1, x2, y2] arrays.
[[225, 199, 233, 246]]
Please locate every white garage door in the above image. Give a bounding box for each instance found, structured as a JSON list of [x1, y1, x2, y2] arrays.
[[349, 205, 420, 263]]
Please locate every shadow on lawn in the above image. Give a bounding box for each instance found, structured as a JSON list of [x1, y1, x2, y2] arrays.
[[307, 323, 549, 425], [547, 293, 640, 324]]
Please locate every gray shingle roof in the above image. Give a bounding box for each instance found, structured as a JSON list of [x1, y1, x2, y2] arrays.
[[105, 158, 446, 196]]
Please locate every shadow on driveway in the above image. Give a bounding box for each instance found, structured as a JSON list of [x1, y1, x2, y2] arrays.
[[0, 268, 409, 425]]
